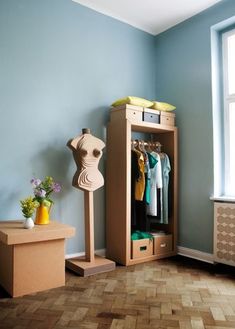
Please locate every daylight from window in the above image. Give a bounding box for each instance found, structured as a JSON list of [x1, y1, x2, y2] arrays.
[[228, 102, 235, 195], [227, 33, 235, 95], [223, 29, 235, 197]]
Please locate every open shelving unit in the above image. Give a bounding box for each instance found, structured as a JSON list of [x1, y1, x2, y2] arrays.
[[106, 107, 178, 265]]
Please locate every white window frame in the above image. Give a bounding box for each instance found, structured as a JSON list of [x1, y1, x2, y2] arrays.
[[222, 28, 235, 197]]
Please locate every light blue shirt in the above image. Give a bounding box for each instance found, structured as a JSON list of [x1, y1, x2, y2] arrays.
[[160, 153, 171, 224]]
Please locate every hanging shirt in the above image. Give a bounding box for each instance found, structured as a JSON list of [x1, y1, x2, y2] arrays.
[[147, 152, 163, 216], [131, 150, 140, 226], [134, 149, 145, 201], [145, 152, 158, 205], [160, 153, 171, 224]]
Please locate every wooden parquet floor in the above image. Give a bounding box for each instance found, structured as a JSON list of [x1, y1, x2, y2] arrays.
[[0, 256, 235, 329]]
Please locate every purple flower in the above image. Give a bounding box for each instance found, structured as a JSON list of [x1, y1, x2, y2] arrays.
[[52, 182, 61, 193], [30, 178, 41, 188], [34, 188, 46, 198], [30, 176, 61, 205]]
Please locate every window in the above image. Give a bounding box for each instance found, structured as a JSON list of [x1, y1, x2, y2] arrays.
[[222, 29, 235, 197]]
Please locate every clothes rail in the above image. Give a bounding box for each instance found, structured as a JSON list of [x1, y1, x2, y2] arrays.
[[131, 139, 162, 150]]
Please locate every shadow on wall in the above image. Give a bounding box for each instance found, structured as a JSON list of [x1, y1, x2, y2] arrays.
[[0, 191, 22, 219], [30, 144, 71, 200], [83, 105, 109, 142], [85, 105, 110, 177], [0, 145, 72, 220], [29, 106, 109, 200], [0, 106, 110, 235], [88, 106, 110, 250]]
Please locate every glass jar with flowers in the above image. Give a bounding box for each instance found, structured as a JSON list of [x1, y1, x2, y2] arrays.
[[31, 176, 61, 225], [20, 196, 39, 229]]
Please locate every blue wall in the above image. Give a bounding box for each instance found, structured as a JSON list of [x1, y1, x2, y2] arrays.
[[155, 0, 235, 253], [1, 0, 235, 256], [0, 0, 155, 253]]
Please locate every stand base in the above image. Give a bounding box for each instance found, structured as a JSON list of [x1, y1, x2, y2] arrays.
[[66, 255, 116, 277]]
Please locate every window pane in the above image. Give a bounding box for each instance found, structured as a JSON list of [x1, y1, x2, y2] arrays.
[[227, 33, 235, 95], [228, 102, 235, 195]]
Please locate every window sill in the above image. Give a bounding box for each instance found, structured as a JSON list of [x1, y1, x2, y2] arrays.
[[210, 196, 235, 203]]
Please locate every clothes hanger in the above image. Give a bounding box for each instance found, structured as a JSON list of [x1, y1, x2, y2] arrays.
[[146, 141, 152, 153], [131, 140, 136, 150], [156, 142, 162, 153], [139, 139, 146, 152], [135, 139, 143, 152]]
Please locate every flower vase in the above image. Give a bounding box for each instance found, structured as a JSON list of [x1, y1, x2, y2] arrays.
[[35, 204, 51, 225], [24, 217, 34, 229]]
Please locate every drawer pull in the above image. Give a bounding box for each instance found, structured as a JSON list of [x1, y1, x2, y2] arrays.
[[160, 243, 167, 248]]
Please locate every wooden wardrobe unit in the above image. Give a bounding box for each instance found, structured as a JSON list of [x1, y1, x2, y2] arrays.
[[106, 106, 178, 265]]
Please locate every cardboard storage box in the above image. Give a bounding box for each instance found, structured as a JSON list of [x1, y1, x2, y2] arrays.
[[111, 104, 143, 123], [154, 234, 172, 255], [143, 108, 160, 124], [160, 111, 175, 126], [131, 238, 153, 259], [0, 220, 75, 297]]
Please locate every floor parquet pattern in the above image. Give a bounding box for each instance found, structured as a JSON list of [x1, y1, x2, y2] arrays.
[[0, 256, 235, 329]]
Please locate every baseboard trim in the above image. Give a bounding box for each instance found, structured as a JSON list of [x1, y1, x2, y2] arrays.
[[177, 246, 214, 264], [66, 247, 214, 264], [65, 248, 106, 260]]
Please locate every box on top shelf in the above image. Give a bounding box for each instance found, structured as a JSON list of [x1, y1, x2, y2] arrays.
[[160, 111, 175, 126], [110, 104, 143, 122], [143, 108, 160, 124], [110, 104, 176, 126]]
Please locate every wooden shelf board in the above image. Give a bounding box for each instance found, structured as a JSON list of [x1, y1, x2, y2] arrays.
[[131, 121, 177, 133], [127, 251, 177, 266], [0, 221, 75, 245]]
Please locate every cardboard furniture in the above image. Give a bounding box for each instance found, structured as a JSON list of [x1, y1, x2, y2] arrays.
[[0, 220, 75, 297]]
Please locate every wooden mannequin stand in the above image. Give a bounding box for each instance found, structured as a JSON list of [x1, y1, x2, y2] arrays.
[[65, 128, 115, 276]]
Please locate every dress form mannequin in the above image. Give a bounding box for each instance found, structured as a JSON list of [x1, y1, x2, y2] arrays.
[[68, 128, 105, 192], [66, 129, 115, 276]]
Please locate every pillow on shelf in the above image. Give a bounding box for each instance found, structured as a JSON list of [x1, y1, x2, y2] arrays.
[[151, 101, 176, 111], [112, 96, 153, 108]]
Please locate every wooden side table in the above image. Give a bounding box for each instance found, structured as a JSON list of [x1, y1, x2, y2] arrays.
[[0, 220, 75, 297]]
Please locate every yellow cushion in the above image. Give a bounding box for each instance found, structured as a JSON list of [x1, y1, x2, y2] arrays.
[[151, 101, 176, 111], [112, 96, 153, 108]]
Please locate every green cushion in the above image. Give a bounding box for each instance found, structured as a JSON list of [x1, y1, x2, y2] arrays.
[[112, 96, 153, 108], [151, 101, 176, 111], [131, 231, 153, 241]]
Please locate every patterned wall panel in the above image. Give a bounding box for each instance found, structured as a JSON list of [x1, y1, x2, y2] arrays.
[[214, 202, 235, 266]]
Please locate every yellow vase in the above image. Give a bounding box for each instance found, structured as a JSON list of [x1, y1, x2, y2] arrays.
[[35, 204, 51, 225]]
